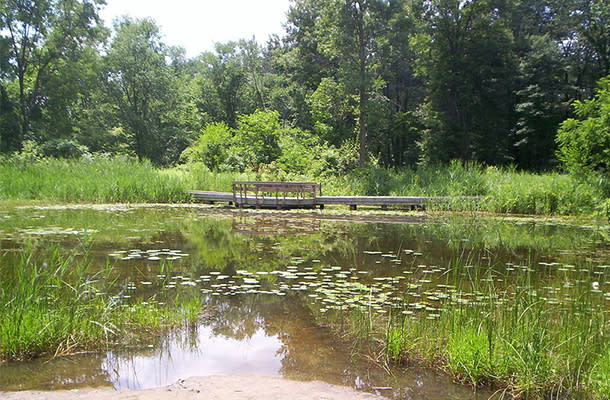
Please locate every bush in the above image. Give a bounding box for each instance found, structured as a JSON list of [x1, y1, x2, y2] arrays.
[[276, 130, 358, 177], [230, 110, 282, 172], [556, 76, 610, 175], [181, 122, 232, 171], [181, 110, 359, 177], [40, 138, 90, 159]]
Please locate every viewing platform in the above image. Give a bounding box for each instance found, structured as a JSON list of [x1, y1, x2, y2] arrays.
[[188, 181, 478, 210]]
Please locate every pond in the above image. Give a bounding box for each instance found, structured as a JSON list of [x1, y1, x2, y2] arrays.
[[0, 205, 608, 399]]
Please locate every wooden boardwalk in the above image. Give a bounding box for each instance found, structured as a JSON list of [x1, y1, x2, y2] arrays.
[[188, 190, 470, 210]]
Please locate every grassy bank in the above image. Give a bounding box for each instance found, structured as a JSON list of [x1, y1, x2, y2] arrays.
[[0, 156, 606, 216], [316, 259, 610, 399], [0, 246, 202, 362]]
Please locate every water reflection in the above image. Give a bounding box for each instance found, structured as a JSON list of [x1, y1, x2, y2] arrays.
[[105, 327, 282, 390], [1, 205, 607, 399], [0, 292, 492, 399], [232, 213, 321, 236]]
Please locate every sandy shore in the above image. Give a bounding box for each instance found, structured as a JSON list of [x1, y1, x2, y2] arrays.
[[0, 376, 387, 400]]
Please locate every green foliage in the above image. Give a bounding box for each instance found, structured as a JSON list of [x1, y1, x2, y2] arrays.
[[385, 327, 407, 359], [513, 34, 568, 170], [446, 326, 493, 386], [2, 0, 610, 176], [308, 77, 357, 145], [326, 258, 610, 399], [1, 156, 605, 216], [343, 166, 395, 196], [196, 42, 247, 128], [0, 247, 109, 360], [0, 245, 207, 361], [0, 0, 107, 146], [485, 167, 600, 215], [230, 110, 282, 172], [104, 17, 199, 165], [181, 122, 232, 171], [40, 139, 90, 159], [180, 110, 360, 176], [0, 155, 190, 203], [590, 347, 610, 398], [557, 76, 610, 174], [275, 129, 358, 177]]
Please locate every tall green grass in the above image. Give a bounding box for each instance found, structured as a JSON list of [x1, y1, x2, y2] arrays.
[[316, 258, 610, 399], [0, 246, 203, 362], [0, 156, 188, 203], [326, 163, 603, 216], [0, 156, 605, 216]]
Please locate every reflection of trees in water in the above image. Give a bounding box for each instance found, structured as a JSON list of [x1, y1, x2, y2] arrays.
[[206, 295, 268, 340], [180, 213, 597, 283], [0, 353, 113, 390], [232, 213, 321, 236], [204, 292, 376, 387], [180, 214, 358, 274]]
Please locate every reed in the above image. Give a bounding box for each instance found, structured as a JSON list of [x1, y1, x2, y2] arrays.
[[0, 156, 605, 216], [0, 156, 189, 203], [0, 246, 205, 362], [315, 255, 610, 399]]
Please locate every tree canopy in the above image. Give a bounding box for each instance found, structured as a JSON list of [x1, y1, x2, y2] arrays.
[[1, 0, 609, 171]]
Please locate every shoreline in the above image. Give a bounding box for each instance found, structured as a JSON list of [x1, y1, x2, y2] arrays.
[[0, 375, 386, 400]]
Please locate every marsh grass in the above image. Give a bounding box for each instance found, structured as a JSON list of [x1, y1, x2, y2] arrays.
[[0, 156, 189, 203], [0, 246, 205, 362], [316, 255, 610, 399], [0, 156, 605, 215]]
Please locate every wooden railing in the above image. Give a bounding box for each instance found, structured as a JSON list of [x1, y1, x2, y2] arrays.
[[232, 181, 321, 209]]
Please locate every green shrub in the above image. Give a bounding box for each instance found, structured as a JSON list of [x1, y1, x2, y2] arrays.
[[556, 76, 610, 175], [230, 110, 282, 172], [180, 122, 232, 171], [40, 139, 90, 159]]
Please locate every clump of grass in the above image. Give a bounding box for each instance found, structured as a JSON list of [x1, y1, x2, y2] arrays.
[[0, 246, 205, 362], [315, 258, 610, 399], [0, 156, 190, 203], [0, 247, 109, 360], [484, 167, 600, 215], [590, 348, 610, 398], [322, 162, 603, 216]]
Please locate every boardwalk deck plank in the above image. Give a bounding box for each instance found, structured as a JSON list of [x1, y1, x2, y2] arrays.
[[187, 190, 478, 209]]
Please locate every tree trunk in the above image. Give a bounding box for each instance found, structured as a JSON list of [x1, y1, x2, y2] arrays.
[[357, 0, 368, 168], [359, 88, 367, 168]]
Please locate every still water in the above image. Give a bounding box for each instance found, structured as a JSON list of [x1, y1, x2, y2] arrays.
[[0, 205, 608, 398]]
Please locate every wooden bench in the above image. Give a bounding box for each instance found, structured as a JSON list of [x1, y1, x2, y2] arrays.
[[232, 181, 322, 209]]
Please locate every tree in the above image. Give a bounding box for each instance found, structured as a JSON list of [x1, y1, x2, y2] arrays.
[[326, 0, 388, 167], [196, 42, 246, 128], [556, 75, 610, 174], [0, 0, 106, 149], [512, 34, 569, 169], [104, 17, 198, 164], [181, 122, 232, 171], [308, 77, 357, 146], [231, 110, 282, 172], [413, 0, 517, 164]]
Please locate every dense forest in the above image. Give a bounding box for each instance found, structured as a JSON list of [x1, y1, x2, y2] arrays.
[[1, 0, 609, 175]]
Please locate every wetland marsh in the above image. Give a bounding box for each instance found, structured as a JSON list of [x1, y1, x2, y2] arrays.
[[0, 205, 608, 399]]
